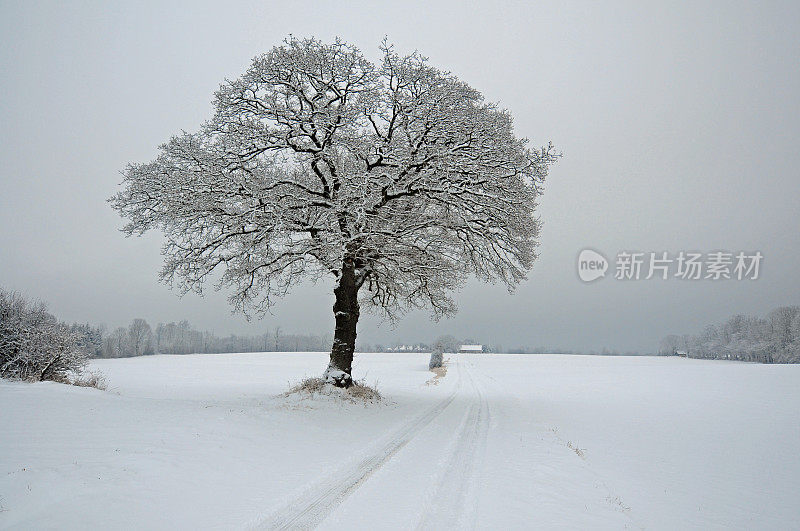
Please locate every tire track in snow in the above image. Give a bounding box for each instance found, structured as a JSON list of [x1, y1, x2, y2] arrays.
[[254, 360, 463, 530], [416, 359, 490, 530]]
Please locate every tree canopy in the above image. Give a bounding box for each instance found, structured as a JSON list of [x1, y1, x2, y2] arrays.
[[111, 37, 557, 385], [112, 37, 556, 317]]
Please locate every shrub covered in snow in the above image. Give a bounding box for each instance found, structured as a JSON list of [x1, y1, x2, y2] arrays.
[[0, 288, 89, 381], [429, 348, 444, 370], [429, 335, 456, 369]]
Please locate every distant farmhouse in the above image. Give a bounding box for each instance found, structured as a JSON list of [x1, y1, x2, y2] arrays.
[[459, 344, 484, 353]]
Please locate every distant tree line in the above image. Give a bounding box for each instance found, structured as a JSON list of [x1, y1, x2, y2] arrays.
[[4, 284, 669, 366], [660, 306, 800, 363], [98, 319, 333, 358]]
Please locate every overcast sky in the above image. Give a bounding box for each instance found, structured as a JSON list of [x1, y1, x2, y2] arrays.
[[1, 0, 798, 352]]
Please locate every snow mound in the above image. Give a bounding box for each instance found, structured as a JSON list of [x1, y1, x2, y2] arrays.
[[282, 377, 382, 404]]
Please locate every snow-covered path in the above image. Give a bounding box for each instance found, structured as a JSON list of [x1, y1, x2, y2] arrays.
[[2, 353, 799, 529], [317, 356, 635, 530], [260, 357, 493, 530], [258, 362, 461, 529]]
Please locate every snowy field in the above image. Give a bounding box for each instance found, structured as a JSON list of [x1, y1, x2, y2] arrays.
[[1, 353, 799, 530]]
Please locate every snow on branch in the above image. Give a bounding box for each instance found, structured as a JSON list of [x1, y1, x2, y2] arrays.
[[110, 37, 558, 318]]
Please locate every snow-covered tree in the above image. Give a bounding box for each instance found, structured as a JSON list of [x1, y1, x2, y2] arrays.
[[663, 306, 800, 363], [433, 334, 460, 354], [110, 327, 130, 358], [68, 322, 104, 358], [111, 37, 556, 386], [128, 318, 154, 357], [659, 334, 680, 355], [0, 288, 87, 381]]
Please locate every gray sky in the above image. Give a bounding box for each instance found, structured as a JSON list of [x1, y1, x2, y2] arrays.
[[1, 0, 798, 352]]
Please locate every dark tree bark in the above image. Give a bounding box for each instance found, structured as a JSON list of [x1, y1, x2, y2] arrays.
[[39, 355, 61, 382], [325, 257, 361, 387]]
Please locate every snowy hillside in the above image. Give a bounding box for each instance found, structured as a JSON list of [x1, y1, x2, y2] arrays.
[[1, 353, 798, 529]]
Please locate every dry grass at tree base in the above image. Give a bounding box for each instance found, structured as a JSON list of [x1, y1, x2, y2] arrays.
[[283, 377, 382, 403], [71, 371, 107, 391], [3, 370, 107, 391]]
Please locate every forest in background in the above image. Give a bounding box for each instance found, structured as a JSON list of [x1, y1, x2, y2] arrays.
[[660, 306, 800, 363], [6, 287, 799, 364]]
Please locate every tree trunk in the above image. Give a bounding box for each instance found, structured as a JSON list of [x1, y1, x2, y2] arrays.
[[324, 258, 360, 388]]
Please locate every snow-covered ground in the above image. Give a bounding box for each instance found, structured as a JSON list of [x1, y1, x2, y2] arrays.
[[1, 353, 798, 530]]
